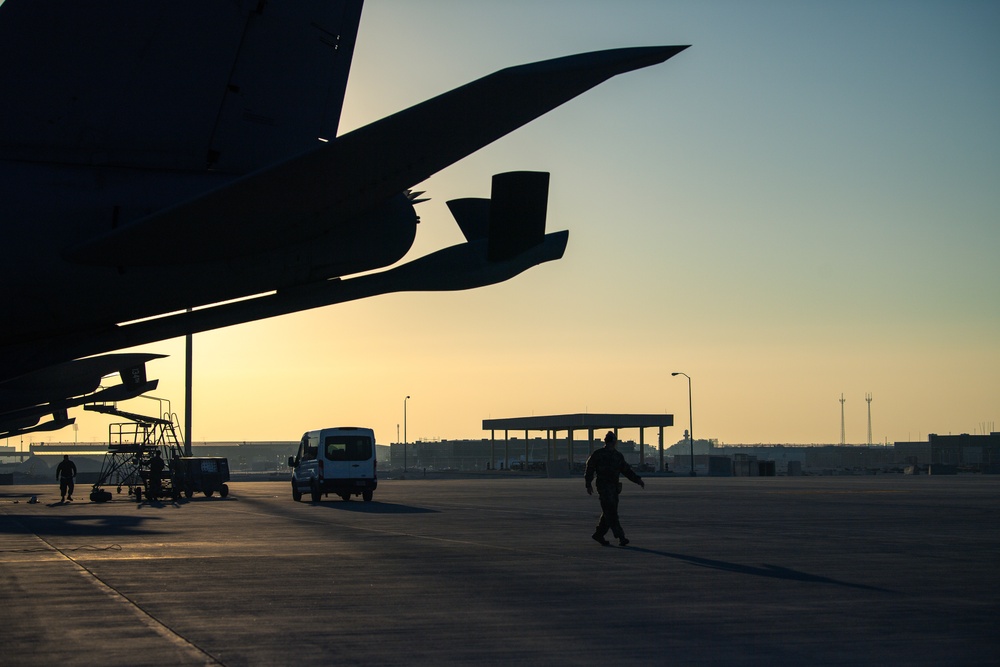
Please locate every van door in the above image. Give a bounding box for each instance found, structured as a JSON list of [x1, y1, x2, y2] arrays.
[[294, 432, 321, 487], [322, 432, 373, 483]]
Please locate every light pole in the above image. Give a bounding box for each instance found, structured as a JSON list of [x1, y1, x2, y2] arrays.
[[672, 372, 695, 476], [404, 396, 410, 472]]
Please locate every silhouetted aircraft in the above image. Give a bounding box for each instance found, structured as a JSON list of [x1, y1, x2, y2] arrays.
[[0, 0, 688, 439]]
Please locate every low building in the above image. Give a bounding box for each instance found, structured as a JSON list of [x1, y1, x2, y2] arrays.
[[930, 433, 1000, 472]]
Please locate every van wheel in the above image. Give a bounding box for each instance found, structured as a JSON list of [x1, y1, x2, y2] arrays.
[[340, 492, 351, 502], [292, 483, 302, 502], [362, 490, 373, 502], [310, 480, 322, 503], [219, 484, 229, 498]]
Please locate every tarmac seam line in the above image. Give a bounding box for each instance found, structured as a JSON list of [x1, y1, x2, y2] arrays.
[[2, 510, 224, 667], [70, 561, 223, 665]]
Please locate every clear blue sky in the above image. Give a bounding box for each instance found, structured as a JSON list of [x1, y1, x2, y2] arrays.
[[51, 1, 1000, 447]]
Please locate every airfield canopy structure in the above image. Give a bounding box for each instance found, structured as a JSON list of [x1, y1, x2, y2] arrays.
[[483, 413, 674, 471]]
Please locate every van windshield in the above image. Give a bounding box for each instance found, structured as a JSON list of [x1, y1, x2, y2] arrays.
[[324, 436, 372, 461]]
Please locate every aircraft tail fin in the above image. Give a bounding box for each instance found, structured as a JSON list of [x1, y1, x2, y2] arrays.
[[0, 0, 363, 173], [207, 0, 363, 172]]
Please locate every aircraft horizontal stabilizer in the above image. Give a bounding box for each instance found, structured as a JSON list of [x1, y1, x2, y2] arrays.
[[0, 353, 165, 408], [63, 45, 686, 268], [0, 354, 164, 439]]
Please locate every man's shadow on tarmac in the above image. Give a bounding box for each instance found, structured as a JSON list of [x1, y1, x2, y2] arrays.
[[622, 546, 896, 593]]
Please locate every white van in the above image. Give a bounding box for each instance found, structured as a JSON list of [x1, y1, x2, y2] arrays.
[[288, 427, 377, 502]]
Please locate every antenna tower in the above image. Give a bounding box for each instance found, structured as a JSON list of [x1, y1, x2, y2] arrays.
[[866, 393, 873, 447], [840, 393, 846, 445]]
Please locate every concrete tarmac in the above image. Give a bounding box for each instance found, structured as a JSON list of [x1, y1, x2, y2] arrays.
[[1, 476, 998, 666]]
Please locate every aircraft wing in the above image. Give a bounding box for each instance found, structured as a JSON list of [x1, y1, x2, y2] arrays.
[[64, 45, 688, 267]]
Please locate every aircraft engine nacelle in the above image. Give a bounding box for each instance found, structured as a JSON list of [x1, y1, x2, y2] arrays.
[[12, 174, 567, 380], [304, 192, 418, 279]]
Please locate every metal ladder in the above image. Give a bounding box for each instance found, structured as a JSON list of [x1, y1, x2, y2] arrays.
[[85, 396, 183, 499]]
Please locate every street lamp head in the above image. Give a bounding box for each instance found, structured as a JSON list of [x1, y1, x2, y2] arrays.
[[671, 372, 680, 376]]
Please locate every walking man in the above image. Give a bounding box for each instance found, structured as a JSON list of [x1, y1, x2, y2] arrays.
[[56, 454, 77, 502], [585, 431, 644, 546]]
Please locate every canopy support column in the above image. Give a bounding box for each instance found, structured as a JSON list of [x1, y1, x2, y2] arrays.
[[659, 426, 664, 471]]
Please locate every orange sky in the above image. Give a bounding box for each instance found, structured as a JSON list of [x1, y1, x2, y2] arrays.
[[15, 1, 998, 449]]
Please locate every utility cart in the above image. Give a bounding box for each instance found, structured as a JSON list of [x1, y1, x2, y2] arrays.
[[172, 457, 230, 498]]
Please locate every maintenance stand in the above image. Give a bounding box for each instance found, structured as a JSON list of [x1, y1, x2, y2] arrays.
[[85, 402, 229, 502]]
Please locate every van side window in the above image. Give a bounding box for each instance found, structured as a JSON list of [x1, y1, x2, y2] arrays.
[[300, 435, 319, 461], [325, 436, 373, 461]]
